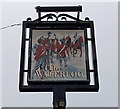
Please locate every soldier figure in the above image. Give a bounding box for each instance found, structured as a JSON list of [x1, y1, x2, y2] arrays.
[[32, 38, 46, 79], [44, 32, 52, 71], [57, 39, 68, 68], [50, 39, 55, 63]]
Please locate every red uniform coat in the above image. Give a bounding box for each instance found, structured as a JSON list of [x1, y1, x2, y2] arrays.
[[57, 44, 67, 58], [42, 38, 50, 50], [50, 43, 55, 51], [74, 36, 83, 49], [34, 44, 46, 61], [79, 36, 83, 43]]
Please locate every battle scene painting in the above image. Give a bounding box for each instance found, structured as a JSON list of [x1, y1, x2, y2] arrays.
[[30, 30, 87, 81]]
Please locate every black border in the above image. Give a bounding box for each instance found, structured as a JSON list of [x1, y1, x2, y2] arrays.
[[19, 20, 99, 92], [28, 27, 90, 85]]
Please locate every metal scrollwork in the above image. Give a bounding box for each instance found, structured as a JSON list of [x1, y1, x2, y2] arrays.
[[34, 6, 82, 22]]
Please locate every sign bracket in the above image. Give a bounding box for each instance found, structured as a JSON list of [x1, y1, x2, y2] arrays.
[[35, 5, 82, 22], [19, 5, 99, 108]]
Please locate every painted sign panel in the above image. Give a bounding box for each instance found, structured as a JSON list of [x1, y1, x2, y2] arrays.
[[30, 30, 87, 81]]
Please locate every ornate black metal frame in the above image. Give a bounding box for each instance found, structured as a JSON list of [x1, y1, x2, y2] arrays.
[[19, 6, 99, 109]]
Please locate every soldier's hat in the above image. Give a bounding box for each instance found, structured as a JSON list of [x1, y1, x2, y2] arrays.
[[37, 38, 42, 43], [48, 32, 52, 36]]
